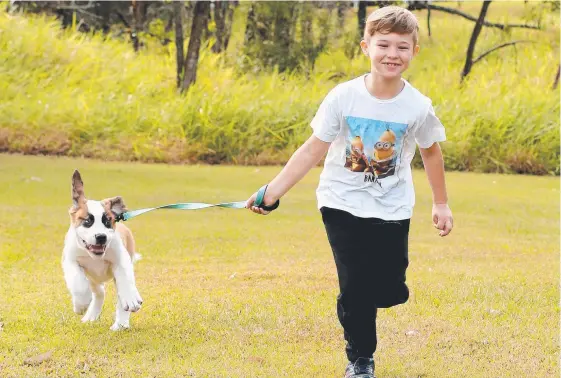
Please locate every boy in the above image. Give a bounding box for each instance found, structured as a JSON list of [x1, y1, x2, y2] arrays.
[[246, 6, 453, 378]]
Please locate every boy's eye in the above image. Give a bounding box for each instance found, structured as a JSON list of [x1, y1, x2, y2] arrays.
[[82, 214, 94, 228], [399, 47, 409, 50], [102, 213, 112, 229]]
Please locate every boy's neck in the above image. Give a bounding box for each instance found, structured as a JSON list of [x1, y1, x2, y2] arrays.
[[364, 73, 404, 100]]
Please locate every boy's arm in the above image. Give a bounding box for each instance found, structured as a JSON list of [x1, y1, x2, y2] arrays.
[[419, 142, 453, 236], [246, 135, 331, 215]]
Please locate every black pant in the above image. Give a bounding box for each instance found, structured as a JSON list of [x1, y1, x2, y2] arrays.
[[321, 207, 410, 362]]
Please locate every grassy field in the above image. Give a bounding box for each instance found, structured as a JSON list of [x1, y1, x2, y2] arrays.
[[1, 2, 559, 173], [0, 153, 558, 377]]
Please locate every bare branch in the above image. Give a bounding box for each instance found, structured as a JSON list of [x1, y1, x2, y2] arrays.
[[461, 1, 491, 82], [116, 11, 131, 29], [73, 8, 102, 20], [472, 40, 535, 64], [408, 2, 540, 30]]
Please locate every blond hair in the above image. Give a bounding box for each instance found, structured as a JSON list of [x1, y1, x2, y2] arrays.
[[363, 6, 419, 45]]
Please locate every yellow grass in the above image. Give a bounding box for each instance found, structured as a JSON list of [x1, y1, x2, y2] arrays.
[[0, 153, 558, 377]]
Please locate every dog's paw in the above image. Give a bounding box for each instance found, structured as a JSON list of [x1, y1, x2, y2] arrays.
[[81, 297, 103, 322], [110, 322, 130, 331], [73, 304, 89, 315], [73, 298, 92, 315], [119, 288, 143, 312], [81, 307, 102, 322]]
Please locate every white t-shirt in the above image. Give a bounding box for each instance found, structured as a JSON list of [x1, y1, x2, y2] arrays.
[[311, 74, 446, 220]]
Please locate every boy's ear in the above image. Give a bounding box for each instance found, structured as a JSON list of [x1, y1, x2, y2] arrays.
[[413, 45, 420, 57], [360, 39, 369, 56]]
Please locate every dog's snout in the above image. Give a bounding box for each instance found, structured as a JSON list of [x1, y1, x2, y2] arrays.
[[95, 234, 107, 244]]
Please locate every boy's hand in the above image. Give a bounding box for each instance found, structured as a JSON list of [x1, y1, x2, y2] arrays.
[[245, 192, 277, 215], [432, 203, 453, 237]]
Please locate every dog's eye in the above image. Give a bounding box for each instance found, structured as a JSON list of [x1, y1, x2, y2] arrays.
[[82, 214, 94, 228], [101, 213, 112, 229]]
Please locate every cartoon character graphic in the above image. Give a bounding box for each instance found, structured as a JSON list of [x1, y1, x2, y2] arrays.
[[372, 127, 397, 178], [349, 136, 370, 172], [344, 116, 407, 182]]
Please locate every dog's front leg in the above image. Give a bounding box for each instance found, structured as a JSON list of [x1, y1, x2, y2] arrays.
[[112, 251, 143, 313], [62, 260, 91, 315], [110, 295, 132, 331], [81, 282, 105, 322]]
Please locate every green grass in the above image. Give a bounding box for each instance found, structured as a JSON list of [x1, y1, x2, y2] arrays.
[[0, 153, 558, 377], [0, 2, 559, 174]]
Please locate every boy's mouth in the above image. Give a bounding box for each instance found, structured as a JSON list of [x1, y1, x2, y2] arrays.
[[383, 63, 401, 67]]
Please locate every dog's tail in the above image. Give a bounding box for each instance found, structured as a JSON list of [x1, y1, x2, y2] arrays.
[[132, 253, 142, 264]]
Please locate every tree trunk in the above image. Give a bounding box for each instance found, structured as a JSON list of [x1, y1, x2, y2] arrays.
[[173, 1, 184, 89], [131, 0, 140, 52], [335, 1, 347, 40], [300, 2, 314, 74], [202, 2, 211, 41], [553, 64, 560, 90], [288, 2, 300, 45], [244, 2, 256, 46], [212, 1, 227, 53], [461, 0, 491, 82], [300, 3, 313, 53], [95, 1, 112, 34], [273, 2, 296, 72], [182, 1, 210, 92], [55, 7, 73, 29], [317, 4, 330, 52], [223, 1, 236, 51], [358, 1, 367, 39], [427, 2, 432, 37]]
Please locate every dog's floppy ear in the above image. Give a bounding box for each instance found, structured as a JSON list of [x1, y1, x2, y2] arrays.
[[101, 196, 128, 219], [71, 170, 87, 210]]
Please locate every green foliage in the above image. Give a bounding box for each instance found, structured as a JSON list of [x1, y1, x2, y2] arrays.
[[0, 3, 559, 174]]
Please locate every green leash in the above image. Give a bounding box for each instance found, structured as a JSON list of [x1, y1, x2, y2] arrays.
[[115, 185, 280, 222]]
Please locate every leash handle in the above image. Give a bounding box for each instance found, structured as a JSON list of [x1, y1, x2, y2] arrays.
[[254, 184, 280, 212]]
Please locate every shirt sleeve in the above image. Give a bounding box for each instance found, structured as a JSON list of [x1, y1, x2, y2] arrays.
[[415, 103, 446, 149], [310, 86, 342, 143]]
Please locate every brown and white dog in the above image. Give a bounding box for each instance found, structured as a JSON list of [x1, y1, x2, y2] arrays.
[[62, 170, 142, 331]]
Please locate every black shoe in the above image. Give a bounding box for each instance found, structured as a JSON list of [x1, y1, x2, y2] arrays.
[[344, 357, 375, 378]]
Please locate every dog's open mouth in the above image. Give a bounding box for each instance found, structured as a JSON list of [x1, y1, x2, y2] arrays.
[[79, 238, 107, 255], [87, 243, 106, 255]]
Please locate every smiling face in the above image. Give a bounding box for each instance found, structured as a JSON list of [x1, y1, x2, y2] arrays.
[[69, 171, 127, 259], [360, 32, 418, 80], [360, 6, 420, 80]]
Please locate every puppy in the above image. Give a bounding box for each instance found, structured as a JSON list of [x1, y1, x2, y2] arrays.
[[62, 170, 142, 331]]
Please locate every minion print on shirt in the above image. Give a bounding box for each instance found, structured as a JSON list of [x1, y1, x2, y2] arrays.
[[344, 116, 408, 182]]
